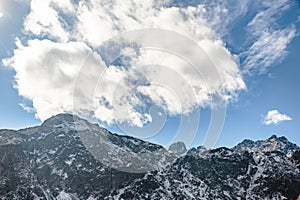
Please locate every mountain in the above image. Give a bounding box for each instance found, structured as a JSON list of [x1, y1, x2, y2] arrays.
[[0, 114, 299, 199], [0, 114, 175, 199], [232, 135, 298, 156], [187, 145, 207, 155], [292, 149, 300, 169], [114, 148, 300, 199], [168, 141, 187, 156]]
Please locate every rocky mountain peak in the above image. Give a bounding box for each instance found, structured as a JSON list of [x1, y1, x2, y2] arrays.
[[187, 145, 207, 155], [232, 135, 298, 156], [269, 134, 277, 139], [42, 113, 76, 124], [40, 113, 90, 128], [168, 141, 187, 156]]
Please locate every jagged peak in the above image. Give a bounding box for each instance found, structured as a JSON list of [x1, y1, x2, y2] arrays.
[[267, 135, 288, 142], [168, 141, 186, 149], [240, 138, 255, 144], [278, 136, 288, 141], [168, 141, 187, 156], [266, 135, 294, 145], [269, 134, 277, 139], [186, 145, 207, 155], [232, 135, 299, 156], [210, 147, 232, 154]]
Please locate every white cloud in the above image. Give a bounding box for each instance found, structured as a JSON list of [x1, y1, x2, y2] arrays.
[[23, 0, 75, 42], [19, 102, 35, 113], [3, 35, 246, 127], [263, 110, 292, 125], [3, 38, 106, 121], [2, 0, 248, 127], [182, 0, 297, 75], [197, 0, 251, 38], [6, 0, 297, 127], [241, 0, 296, 74], [242, 27, 296, 74]]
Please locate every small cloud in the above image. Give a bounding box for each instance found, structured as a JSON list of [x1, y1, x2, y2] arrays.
[[267, 73, 276, 78], [19, 103, 35, 113], [263, 109, 292, 125]]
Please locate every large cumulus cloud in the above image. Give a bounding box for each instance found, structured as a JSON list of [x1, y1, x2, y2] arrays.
[[3, 0, 296, 127]]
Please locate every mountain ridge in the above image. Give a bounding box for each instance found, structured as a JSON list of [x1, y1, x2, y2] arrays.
[[3, 114, 299, 151], [0, 114, 299, 199]]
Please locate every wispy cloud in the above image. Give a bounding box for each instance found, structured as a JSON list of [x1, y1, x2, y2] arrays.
[[242, 26, 296, 74], [241, 0, 297, 74], [263, 109, 292, 125], [170, 0, 298, 75]]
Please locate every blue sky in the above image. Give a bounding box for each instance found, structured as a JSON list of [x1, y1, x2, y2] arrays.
[[0, 0, 299, 149]]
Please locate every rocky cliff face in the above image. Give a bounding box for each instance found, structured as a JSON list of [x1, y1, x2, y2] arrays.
[[0, 114, 299, 199]]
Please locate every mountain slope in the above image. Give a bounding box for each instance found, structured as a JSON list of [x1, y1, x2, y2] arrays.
[[113, 148, 300, 199], [0, 114, 174, 199], [0, 114, 299, 199]]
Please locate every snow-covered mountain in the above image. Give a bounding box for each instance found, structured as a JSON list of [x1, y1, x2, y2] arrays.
[[0, 114, 299, 199], [114, 148, 300, 199], [232, 135, 298, 157], [0, 114, 175, 199]]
